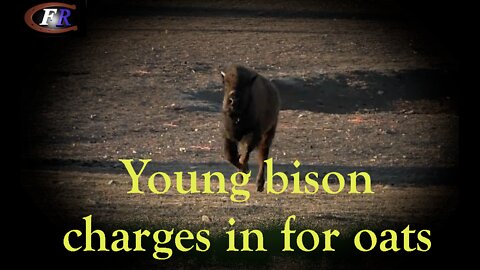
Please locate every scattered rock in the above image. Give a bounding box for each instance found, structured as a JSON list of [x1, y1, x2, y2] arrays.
[[202, 215, 211, 223]]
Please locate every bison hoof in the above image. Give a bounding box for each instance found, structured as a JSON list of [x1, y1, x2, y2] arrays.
[[256, 183, 265, 192]]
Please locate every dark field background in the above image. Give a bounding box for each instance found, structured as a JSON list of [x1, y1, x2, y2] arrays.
[[16, 0, 464, 269]]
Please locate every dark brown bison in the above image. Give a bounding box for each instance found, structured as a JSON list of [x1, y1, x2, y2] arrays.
[[221, 64, 280, 192]]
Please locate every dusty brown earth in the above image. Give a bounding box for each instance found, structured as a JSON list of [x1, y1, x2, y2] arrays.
[[19, 0, 460, 269]]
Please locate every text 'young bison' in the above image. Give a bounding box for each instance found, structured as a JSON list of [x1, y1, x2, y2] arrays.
[[221, 64, 280, 192]]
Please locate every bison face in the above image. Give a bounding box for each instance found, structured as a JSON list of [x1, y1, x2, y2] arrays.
[[223, 87, 248, 114], [221, 67, 256, 116]]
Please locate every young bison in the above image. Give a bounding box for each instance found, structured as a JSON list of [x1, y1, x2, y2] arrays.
[[221, 64, 280, 192]]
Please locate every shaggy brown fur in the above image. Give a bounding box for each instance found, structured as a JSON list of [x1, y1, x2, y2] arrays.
[[221, 64, 280, 192]]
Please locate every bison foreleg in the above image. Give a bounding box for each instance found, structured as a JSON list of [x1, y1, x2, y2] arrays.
[[224, 138, 242, 170], [256, 125, 277, 192], [239, 133, 261, 173]]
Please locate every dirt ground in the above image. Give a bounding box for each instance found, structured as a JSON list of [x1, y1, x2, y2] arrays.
[[19, 0, 460, 269]]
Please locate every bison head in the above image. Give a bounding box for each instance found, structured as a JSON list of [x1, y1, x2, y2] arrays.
[[221, 65, 257, 117]]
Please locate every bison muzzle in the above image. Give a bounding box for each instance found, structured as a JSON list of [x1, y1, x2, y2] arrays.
[[221, 64, 280, 192]]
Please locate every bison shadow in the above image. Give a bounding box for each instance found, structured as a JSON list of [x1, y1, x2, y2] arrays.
[[185, 68, 457, 114]]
